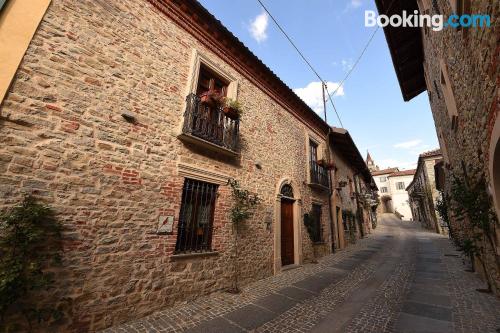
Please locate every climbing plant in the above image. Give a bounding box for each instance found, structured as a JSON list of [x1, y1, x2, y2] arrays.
[[342, 210, 357, 244], [448, 173, 499, 292], [303, 212, 319, 243], [228, 179, 261, 293], [0, 196, 63, 332], [435, 191, 452, 238]]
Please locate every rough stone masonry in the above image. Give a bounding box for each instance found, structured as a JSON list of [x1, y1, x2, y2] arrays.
[[0, 0, 378, 331]]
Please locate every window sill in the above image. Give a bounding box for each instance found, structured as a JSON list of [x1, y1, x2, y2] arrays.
[[308, 182, 329, 191], [171, 251, 219, 261], [178, 133, 239, 157]]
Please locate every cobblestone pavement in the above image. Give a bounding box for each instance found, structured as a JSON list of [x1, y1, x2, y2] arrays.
[[101, 214, 500, 333]]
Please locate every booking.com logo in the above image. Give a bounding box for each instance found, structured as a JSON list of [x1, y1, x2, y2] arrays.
[[365, 10, 491, 31]]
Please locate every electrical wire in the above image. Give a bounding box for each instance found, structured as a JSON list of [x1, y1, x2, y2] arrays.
[[255, 0, 344, 126], [328, 26, 380, 98]]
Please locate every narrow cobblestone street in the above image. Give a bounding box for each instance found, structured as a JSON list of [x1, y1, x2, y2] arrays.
[[102, 214, 500, 333]]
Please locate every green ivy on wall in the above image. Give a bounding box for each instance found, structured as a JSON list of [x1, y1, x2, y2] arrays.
[[0, 196, 63, 332]]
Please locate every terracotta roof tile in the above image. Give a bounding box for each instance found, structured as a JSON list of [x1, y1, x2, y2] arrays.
[[388, 169, 416, 177], [371, 168, 399, 176], [419, 148, 441, 158]]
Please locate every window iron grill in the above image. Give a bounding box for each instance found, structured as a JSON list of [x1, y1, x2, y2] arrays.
[[182, 93, 239, 152], [175, 179, 218, 253], [310, 160, 330, 188]]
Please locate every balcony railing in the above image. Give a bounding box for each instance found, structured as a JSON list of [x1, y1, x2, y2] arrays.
[[310, 161, 330, 188], [181, 93, 239, 153]]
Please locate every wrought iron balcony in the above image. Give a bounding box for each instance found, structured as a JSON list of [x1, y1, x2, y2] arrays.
[[310, 161, 330, 189], [180, 93, 239, 155]]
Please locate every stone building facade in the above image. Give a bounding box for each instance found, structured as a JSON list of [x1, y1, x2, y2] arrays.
[[406, 149, 444, 234], [330, 128, 379, 249], [369, 159, 415, 220], [375, 0, 499, 293], [0, 0, 377, 331]]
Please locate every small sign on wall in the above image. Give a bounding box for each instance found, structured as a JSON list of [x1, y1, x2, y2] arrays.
[[157, 215, 174, 234]]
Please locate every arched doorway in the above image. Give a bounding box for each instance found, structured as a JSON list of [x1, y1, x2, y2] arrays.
[[490, 116, 500, 220], [381, 195, 394, 213], [274, 179, 302, 273]]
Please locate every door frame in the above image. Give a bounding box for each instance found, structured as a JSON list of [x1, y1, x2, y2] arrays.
[[489, 116, 500, 221], [274, 178, 302, 274]]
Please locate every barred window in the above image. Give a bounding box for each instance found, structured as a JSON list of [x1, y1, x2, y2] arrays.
[[175, 179, 218, 253], [380, 187, 388, 193], [311, 204, 322, 243], [342, 211, 349, 232]]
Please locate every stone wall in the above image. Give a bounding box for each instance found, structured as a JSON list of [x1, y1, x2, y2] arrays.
[[423, 158, 442, 233], [0, 0, 334, 331], [421, 0, 499, 294], [331, 148, 360, 247]]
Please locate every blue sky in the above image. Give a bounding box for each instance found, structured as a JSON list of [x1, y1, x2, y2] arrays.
[[198, 0, 439, 170]]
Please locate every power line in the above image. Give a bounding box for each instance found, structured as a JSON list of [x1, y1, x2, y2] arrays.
[[328, 0, 399, 98], [324, 84, 344, 128], [255, 0, 344, 126], [255, 0, 323, 82], [328, 26, 379, 98]]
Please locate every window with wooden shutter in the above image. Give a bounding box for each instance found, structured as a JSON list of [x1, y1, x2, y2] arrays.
[[196, 64, 228, 97]]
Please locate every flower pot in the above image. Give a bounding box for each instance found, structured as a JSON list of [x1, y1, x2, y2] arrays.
[[317, 159, 334, 169], [317, 159, 327, 167], [324, 162, 335, 170], [223, 106, 239, 119], [200, 91, 221, 107]]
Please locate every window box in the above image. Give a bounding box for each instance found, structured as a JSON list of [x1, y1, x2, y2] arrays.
[[200, 90, 222, 107], [222, 106, 239, 120], [317, 159, 335, 170]]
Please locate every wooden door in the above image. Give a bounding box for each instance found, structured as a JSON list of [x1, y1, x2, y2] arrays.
[[281, 199, 294, 266]]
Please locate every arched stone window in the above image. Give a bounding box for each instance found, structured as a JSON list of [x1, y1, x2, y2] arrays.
[[280, 184, 294, 198]]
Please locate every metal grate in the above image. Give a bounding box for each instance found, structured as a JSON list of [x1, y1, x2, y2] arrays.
[[310, 160, 330, 188], [175, 179, 218, 253], [182, 93, 239, 152], [311, 204, 322, 242]]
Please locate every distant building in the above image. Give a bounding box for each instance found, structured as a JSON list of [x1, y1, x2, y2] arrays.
[[367, 155, 415, 220], [0, 0, 378, 330], [375, 0, 499, 294], [366, 151, 379, 172], [406, 149, 444, 234]]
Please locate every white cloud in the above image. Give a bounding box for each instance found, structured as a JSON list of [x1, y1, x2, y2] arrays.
[[394, 139, 423, 149], [344, 0, 363, 12], [341, 58, 354, 72], [351, 0, 363, 8], [293, 81, 345, 114], [249, 11, 269, 43], [377, 158, 417, 170]]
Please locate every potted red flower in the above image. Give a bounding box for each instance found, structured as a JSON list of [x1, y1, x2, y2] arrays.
[[222, 98, 242, 120], [200, 90, 222, 107], [317, 159, 335, 170]]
